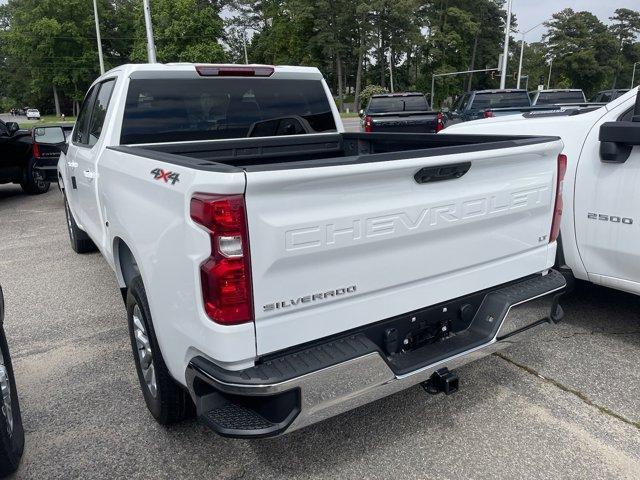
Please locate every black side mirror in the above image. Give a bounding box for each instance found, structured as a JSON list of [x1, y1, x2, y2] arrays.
[[599, 89, 640, 163], [5, 122, 19, 136], [599, 122, 640, 163]]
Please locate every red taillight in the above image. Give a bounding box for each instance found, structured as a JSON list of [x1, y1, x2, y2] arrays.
[[190, 194, 253, 325], [483, 111, 494, 118], [363, 115, 373, 132], [32, 143, 40, 158], [435, 112, 445, 132], [195, 65, 274, 77], [550, 154, 567, 243]]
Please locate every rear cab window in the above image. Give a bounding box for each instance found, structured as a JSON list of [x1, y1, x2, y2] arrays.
[[470, 92, 530, 110], [367, 95, 430, 113], [535, 91, 585, 105], [120, 78, 337, 144]]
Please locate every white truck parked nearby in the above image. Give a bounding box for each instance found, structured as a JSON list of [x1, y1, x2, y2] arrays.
[[58, 63, 566, 438], [445, 88, 640, 296]]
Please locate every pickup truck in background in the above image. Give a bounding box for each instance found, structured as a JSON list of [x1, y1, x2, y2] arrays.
[[445, 88, 640, 298], [59, 63, 566, 438], [0, 119, 50, 194], [360, 92, 444, 133], [591, 89, 629, 103], [445, 89, 532, 124]]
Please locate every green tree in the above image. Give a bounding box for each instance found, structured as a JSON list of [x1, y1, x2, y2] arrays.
[[609, 8, 640, 89], [544, 9, 617, 96]]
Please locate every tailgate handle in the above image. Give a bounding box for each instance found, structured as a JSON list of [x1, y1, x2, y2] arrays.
[[414, 162, 471, 184]]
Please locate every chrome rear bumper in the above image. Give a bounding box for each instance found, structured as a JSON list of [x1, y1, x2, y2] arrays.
[[186, 270, 565, 438]]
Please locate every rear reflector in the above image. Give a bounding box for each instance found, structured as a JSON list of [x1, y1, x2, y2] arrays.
[[191, 194, 253, 325], [196, 65, 274, 77], [436, 112, 445, 132], [550, 154, 567, 243]]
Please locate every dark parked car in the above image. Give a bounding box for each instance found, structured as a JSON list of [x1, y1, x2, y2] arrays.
[[360, 92, 444, 133], [0, 120, 69, 194], [0, 286, 24, 477]]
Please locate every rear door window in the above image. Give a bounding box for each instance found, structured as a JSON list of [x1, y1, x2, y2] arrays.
[[471, 92, 530, 109], [121, 78, 337, 144], [367, 96, 429, 113]]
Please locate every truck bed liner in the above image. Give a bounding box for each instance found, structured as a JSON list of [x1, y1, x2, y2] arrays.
[[109, 132, 560, 171]]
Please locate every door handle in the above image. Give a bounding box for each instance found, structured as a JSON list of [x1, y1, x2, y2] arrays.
[[414, 162, 471, 184], [83, 170, 97, 179], [67, 161, 78, 168]]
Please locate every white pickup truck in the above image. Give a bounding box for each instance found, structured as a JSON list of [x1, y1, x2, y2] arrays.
[[445, 88, 640, 297], [58, 63, 566, 438]]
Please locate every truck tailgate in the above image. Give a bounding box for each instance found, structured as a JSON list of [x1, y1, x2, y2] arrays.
[[245, 140, 562, 355]]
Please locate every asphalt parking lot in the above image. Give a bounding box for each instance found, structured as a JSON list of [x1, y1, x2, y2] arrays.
[[1, 184, 639, 479]]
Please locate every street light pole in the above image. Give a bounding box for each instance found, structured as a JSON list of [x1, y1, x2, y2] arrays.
[[142, 0, 157, 63], [92, 0, 105, 74], [516, 35, 525, 89], [547, 57, 553, 89], [500, 0, 512, 89], [632, 62, 639, 89]]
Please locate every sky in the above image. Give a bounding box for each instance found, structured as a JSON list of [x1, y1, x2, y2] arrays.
[[513, 0, 639, 41]]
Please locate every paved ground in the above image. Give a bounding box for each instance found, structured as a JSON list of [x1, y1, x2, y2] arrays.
[[1, 184, 639, 479], [341, 117, 361, 132]]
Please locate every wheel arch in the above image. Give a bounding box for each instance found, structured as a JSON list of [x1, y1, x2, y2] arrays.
[[113, 237, 140, 303]]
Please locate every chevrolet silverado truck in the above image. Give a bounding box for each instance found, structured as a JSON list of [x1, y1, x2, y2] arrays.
[[360, 92, 444, 133], [0, 119, 50, 194], [445, 87, 640, 297], [59, 63, 566, 438]]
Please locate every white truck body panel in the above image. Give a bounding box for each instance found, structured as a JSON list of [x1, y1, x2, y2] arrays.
[[246, 141, 560, 354], [445, 88, 640, 295]]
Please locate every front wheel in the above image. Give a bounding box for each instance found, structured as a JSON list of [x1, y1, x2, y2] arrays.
[[126, 276, 194, 425], [63, 194, 97, 254], [20, 157, 50, 195], [0, 303, 25, 477]]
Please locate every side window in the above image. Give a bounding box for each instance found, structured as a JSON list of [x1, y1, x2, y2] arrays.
[[72, 86, 97, 145], [87, 79, 116, 147]]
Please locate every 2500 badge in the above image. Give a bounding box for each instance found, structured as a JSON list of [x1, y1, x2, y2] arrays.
[[587, 212, 633, 224]]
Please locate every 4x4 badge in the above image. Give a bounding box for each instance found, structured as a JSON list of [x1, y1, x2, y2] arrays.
[[150, 168, 180, 185]]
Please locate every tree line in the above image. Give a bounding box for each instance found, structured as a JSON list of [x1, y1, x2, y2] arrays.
[[1, 0, 639, 115]]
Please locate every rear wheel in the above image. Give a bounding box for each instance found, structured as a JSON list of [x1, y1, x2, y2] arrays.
[[0, 320, 25, 476], [126, 276, 194, 424], [63, 194, 97, 254], [20, 157, 50, 195]]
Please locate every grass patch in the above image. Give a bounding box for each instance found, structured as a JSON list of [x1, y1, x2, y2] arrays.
[[15, 115, 76, 128], [340, 112, 360, 119]]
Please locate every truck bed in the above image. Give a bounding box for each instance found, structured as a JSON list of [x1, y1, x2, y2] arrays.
[[109, 132, 559, 171]]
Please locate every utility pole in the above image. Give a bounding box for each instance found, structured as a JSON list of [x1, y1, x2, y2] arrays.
[[388, 50, 394, 93], [500, 0, 512, 89], [142, 0, 157, 63], [631, 62, 639, 89], [547, 57, 553, 89], [92, 0, 105, 74]]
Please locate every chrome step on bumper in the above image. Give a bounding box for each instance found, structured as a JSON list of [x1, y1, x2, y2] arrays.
[[186, 270, 566, 438]]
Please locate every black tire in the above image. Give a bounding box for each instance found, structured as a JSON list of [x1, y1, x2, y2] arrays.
[[20, 157, 50, 195], [126, 276, 194, 425], [63, 194, 97, 254], [0, 291, 25, 477]]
